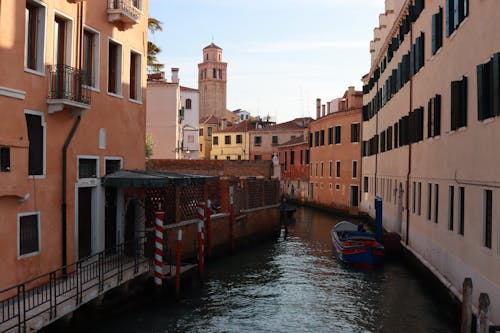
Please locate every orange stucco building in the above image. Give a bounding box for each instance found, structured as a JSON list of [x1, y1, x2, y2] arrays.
[[308, 87, 362, 212], [278, 136, 310, 202], [0, 0, 147, 290]]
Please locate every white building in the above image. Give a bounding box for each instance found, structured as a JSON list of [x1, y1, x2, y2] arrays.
[[180, 86, 200, 159]]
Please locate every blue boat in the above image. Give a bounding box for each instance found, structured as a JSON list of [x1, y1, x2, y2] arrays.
[[331, 221, 385, 267]]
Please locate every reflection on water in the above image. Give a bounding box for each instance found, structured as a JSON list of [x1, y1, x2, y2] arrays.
[[73, 206, 458, 333]]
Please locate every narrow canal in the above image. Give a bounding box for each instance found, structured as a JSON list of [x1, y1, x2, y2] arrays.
[[72, 206, 459, 333]]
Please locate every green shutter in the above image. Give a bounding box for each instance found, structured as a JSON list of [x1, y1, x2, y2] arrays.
[[451, 80, 460, 130], [434, 95, 441, 136], [491, 53, 500, 116]]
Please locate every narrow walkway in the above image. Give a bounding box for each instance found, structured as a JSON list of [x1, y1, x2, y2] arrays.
[[1, 243, 151, 332]]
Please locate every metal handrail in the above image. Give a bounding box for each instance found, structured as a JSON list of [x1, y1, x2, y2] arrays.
[[0, 237, 150, 332], [108, 0, 142, 18]]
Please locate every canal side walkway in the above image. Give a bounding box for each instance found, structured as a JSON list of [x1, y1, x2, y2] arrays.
[[0, 239, 151, 333]]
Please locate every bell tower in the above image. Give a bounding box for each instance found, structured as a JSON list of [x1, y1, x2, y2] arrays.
[[198, 43, 227, 119]]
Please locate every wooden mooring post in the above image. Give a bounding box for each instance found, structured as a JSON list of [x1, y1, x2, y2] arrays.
[[461, 278, 472, 333], [478, 293, 490, 333]]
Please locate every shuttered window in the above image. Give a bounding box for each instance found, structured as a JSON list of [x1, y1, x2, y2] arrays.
[[386, 126, 393, 151], [428, 95, 442, 137], [335, 126, 341, 144], [432, 8, 443, 55], [351, 123, 360, 143], [19, 213, 40, 256], [320, 130, 325, 146], [328, 127, 333, 144], [477, 53, 500, 121], [25, 113, 44, 176], [0, 147, 10, 172], [450, 76, 468, 130], [446, 0, 468, 37], [458, 187, 465, 235], [484, 190, 492, 248]]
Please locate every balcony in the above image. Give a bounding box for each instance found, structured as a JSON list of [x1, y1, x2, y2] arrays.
[[47, 65, 91, 114], [107, 0, 142, 27]]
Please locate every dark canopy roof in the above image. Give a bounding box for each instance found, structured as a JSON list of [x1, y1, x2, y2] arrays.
[[102, 170, 217, 188]]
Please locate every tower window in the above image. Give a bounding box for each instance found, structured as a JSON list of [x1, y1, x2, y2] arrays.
[[218, 69, 222, 79], [213, 69, 217, 79], [186, 99, 192, 109]]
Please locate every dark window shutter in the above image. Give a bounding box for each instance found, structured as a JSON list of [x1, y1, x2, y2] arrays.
[[428, 99, 433, 138], [451, 80, 460, 130], [394, 122, 399, 148], [446, 0, 454, 37], [477, 63, 485, 121], [491, 53, 500, 116], [437, 8, 443, 50], [419, 32, 425, 71], [25, 114, 43, 175], [460, 76, 468, 127], [434, 95, 441, 136], [432, 13, 437, 55], [453, 0, 459, 29]]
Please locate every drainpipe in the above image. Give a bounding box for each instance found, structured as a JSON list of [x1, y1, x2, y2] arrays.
[[405, 17, 413, 246], [62, 1, 84, 269]]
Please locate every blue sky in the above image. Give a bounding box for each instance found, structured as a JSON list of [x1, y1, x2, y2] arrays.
[[148, 0, 385, 122]]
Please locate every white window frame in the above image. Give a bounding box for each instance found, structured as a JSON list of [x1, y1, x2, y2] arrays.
[[77, 155, 99, 183], [24, 0, 47, 76], [104, 156, 123, 174], [17, 211, 41, 259], [53, 9, 74, 66], [129, 48, 142, 103], [83, 25, 101, 91], [25, 110, 46, 178], [107, 37, 123, 97]]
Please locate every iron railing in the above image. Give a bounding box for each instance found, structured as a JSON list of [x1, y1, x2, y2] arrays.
[[47, 64, 91, 105], [0, 237, 150, 333], [108, 0, 142, 18]]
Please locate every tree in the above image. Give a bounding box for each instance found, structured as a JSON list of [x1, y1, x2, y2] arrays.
[[145, 134, 154, 169], [148, 18, 164, 73]]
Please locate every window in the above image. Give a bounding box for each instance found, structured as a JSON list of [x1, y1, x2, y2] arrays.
[[78, 158, 97, 178], [108, 40, 122, 95], [352, 161, 357, 179], [458, 187, 465, 235], [200, 144, 203, 152], [236, 135, 242, 144], [335, 161, 340, 178], [238, 155, 241, 160], [434, 184, 439, 224], [19, 213, 40, 257], [213, 136, 219, 145], [214, 155, 218, 160], [477, 53, 500, 121], [25, 1, 46, 72], [290, 151, 295, 165], [272, 136, 278, 145], [131, 0, 142, 10], [329, 161, 332, 178], [427, 183, 432, 221], [218, 69, 222, 79], [309, 132, 313, 148], [448, 186, 454, 231], [320, 162, 323, 177], [185, 99, 192, 109], [254, 155, 262, 160], [254, 136, 262, 146], [412, 182, 416, 213], [335, 126, 341, 144], [320, 130, 325, 146], [484, 190, 492, 248], [363, 176, 369, 193], [1, 147, 10, 172], [428, 95, 442, 137], [351, 123, 360, 142], [446, 0, 468, 37], [432, 8, 443, 55], [387, 127, 393, 150], [226, 156, 230, 160], [300, 150, 303, 165], [335, 184, 341, 191], [418, 182, 422, 216], [213, 69, 217, 79], [188, 135, 194, 144], [328, 127, 333, 144], [224, 135, 231, 145], [305, 150, 310, 164], [83, 28, 99, 88], [25, 112, 44, 176], [314, 131, 319, 147], [105, 159, 121, 175], [451, 76, 468, 130], [315, 163, 318, 177], [207, 127, 212, 136], [130, 51, 141, 100], [199, 128, 204, 136]]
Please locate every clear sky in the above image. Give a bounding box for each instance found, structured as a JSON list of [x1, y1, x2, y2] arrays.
[[148, 0, 385, 123]]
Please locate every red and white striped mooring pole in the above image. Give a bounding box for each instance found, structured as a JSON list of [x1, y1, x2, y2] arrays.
[[229, 186, 235, 251], [154, 210, 164, 287], [205, 201, 212, 258], [175, 229, 182, 296], [197, 203, 205, 279]]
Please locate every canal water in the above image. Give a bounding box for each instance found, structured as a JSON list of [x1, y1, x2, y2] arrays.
[[73, 206, 459, 333]]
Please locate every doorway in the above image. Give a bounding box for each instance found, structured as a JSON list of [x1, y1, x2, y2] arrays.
[[350, 185, 359, 207], [105, 187, 118, 250], [78, 187, 92, 259]]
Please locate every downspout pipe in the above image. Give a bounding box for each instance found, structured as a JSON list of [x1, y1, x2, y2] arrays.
[[62, 1, 84, 269], [62, 115, 81, 269]]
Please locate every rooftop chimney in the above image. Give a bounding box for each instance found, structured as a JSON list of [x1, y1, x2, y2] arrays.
[[327, 101, 332, 114], [322, 104, 326, 117], [316, 98, 321, 119], [171, 67, 179, 83]]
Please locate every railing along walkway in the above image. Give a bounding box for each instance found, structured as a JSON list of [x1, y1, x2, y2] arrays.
[[0, 238, 151, 333]]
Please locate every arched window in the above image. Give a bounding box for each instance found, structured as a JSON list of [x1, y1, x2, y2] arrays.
[[186, 99, 192, 109]]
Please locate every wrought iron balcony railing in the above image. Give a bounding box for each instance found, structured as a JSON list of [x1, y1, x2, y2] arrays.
[[47, 64, 91, 113], [107, 0, 142, 26]]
